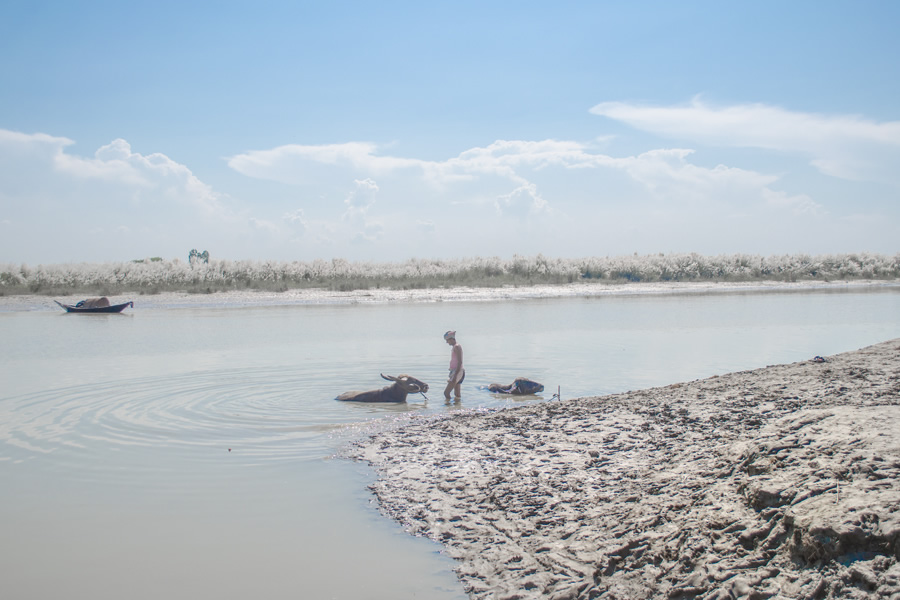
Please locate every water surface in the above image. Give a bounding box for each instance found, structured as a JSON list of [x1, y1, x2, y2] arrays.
[[2, 286, 899, 599]]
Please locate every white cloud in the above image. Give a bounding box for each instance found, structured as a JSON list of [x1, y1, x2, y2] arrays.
[[762, 189, 823, 216], [343, 178, 379, 218], [1, 131, 226, 214], [227, 142, 422, 185], [227, 139, 597, 192], [590, 98, 900, 183], [495, 183, 548, 218], [451, 139, 592, 175], [0, 129, 242, 263], [282, 208, 309, 234], [249, 217, 279, 234], [226, 133, 835, 236], [619, 149, 782, 201], [338, 178, 385, 245], [54, 138, 149, 185], [0, 129, 73, 157], [4, 116, 895, 264], [351, 220, 384, 244], [590, 98, 900, 150], [227, 136, 791, 204]]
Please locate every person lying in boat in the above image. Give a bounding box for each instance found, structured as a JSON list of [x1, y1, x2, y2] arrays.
[[75, 297, 111, 309], [486, 377, 544, 395]]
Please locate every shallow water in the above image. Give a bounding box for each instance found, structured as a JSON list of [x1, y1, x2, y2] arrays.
[[2, 287, 900, 599]]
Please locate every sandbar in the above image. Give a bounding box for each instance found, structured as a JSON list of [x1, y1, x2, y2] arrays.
[[352, 339, 900, 599], [2, 279, 899, 312]]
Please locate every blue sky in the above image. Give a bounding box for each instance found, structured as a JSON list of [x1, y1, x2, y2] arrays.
[[1, 1, 898, 264]]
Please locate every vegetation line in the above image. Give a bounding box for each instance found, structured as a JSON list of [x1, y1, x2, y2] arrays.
[[1, 252, 898, 297]]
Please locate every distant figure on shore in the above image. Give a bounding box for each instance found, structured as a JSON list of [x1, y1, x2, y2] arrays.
[[444, 330, 464, 400], [487, 378, 545, 395]]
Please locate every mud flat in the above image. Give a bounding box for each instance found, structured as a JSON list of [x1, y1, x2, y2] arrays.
[[353, 340, 900, 599]]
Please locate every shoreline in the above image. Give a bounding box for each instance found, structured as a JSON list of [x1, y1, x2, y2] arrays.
[[2, 278, 899, 312], [351, 339, 900, 599]]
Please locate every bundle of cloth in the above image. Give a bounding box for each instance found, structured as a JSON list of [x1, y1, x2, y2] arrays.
[[74, 297, 111, 309]]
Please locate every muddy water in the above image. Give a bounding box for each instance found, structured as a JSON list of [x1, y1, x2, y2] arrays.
[[1, 287, 899, 599]]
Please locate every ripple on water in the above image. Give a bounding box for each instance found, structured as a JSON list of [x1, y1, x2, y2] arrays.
[[0, 366, 407, 474]]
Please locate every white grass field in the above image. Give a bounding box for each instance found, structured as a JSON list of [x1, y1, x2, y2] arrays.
[[2, 252, 898, 296]]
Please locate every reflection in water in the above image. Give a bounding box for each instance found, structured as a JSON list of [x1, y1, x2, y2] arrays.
[[2, 288, 900, 599]]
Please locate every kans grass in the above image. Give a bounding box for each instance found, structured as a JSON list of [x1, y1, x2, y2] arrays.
[[2, 252, 899, 297]]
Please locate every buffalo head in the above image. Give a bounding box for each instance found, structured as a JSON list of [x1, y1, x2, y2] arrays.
[[381, 373, 429, 395]]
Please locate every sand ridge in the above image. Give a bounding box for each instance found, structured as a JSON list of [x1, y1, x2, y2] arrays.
[[352, 340, 900, 599]]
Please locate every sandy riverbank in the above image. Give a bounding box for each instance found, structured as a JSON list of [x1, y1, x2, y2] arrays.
[[2, 279, 899, 312], [0, 280, 900, 312], [352, 340, 900, 599]]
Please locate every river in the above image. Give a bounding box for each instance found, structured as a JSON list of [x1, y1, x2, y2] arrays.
[[2, 283, 899, 599]]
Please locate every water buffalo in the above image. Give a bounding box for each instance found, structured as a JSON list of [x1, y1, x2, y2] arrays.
[[336, 374, 429, 403], [487, 377, 544, 395]]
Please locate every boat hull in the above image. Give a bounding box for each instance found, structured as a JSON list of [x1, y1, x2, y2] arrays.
[[55, 300, 134, 313]]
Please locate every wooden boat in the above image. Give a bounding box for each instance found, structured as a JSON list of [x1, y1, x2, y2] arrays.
[[54, 298, 134, 313]]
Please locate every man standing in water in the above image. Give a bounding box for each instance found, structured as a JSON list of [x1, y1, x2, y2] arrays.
[[443, 330, 464, 400]]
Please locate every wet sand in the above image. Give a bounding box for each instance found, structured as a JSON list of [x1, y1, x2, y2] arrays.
[[353, 339, 900, 599]]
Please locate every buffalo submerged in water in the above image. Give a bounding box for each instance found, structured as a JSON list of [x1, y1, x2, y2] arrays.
[[336, 374, 429, 403], [486, 378, 544, 395]]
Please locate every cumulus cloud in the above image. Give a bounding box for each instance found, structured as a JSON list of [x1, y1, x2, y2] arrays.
[[7, 113, 890, 264], [0, 129, 238, 263], [282, 208, 309, 234], [447, 139, 594, 179], [249, 217, 279, 234], [351, 220, 384, 244], [590, 98, 900, 183], [0, 129, 73, 159], [762, 189, 823, 216], [227, 135, 794, 204], [620, 149, 781, 198], [228, 138, 618, 228], [54, 138, 149, 185], [343, 178, 379, 219], [337, 178, 385, 244], [229, 138, 604, 188], [86, 138, 223, 213], [1, 130, 226, 214], [228, 142, 421, 185], [495, 183, 548, 218], [226, 133, 831, 232]]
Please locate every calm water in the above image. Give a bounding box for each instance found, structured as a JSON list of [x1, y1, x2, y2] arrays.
[[2, 287, 900, 599]]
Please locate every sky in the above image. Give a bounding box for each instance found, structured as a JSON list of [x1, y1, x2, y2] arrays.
[[1, 1, 899, 265]]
